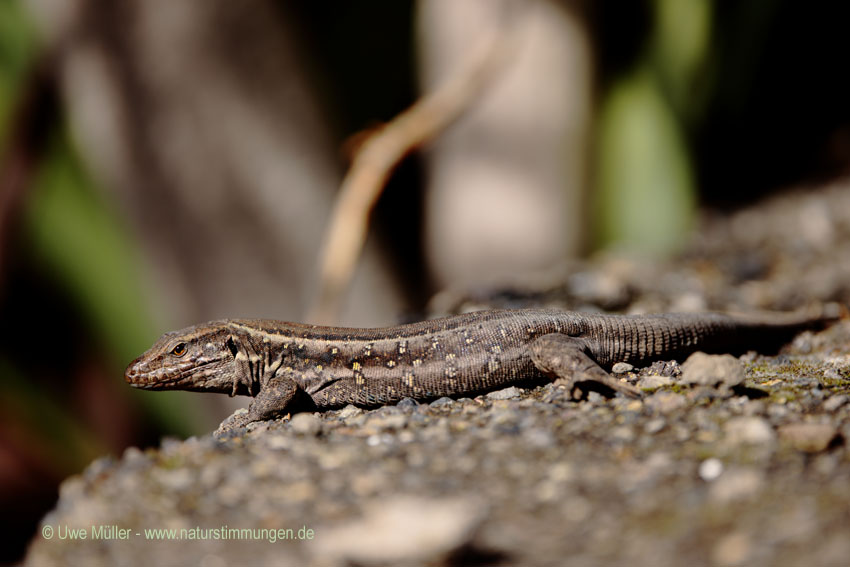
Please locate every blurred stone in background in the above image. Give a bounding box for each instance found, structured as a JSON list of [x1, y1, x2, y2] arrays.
[[26, 0, 405, 327], [419, 0, 591, 289]]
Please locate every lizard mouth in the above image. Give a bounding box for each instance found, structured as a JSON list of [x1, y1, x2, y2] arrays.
[[125, 357, 225, 389]]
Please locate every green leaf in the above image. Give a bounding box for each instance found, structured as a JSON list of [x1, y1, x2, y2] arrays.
[[594, 70, 696, 254]]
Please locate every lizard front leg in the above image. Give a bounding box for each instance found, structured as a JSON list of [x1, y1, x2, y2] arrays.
[[216, 375, 305, 435], [529, 333, 641, 399]]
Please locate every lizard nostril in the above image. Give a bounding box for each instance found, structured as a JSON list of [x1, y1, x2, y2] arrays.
[[125, 358, 143, 383]]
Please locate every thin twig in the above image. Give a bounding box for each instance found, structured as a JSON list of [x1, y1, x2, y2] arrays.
[[309, 15, 522, 323]]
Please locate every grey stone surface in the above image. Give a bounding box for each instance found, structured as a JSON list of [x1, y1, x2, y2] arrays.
[[681, 352, 746, 390], [25, 182, 850, 566]]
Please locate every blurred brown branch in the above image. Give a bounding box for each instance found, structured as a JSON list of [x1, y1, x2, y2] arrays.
[[309, 16, 522, 324]]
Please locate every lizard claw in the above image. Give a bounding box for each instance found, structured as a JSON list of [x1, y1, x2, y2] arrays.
[[214, 409, 294, 438], [214, 409, 254, 438]]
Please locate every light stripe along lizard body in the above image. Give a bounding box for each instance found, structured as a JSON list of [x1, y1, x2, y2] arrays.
[[125, 309, 838, 430]]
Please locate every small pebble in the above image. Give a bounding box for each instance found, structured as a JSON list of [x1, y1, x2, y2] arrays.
[[485, 386, 523, 400], [338, 405, 364, 419], [823, 368, 844, 381], [644, 417, 666, 434], [645, 391, 687, 414], [766, 403, 789, 419], [709, 468, 763, 503], [698, 458, 724, 481], [523, 428, 556, 448], [586, 391, 605, 404], [778, 422, 838, 453], [122, 446, 147, 464], [712, 531, 753, 567], [724, 417, 775, 446], [612, 362, 634, 374], [645, 360, 682, 377], [313, 496, 485, 564], [639, 375, 674, 390], [366, 413, 408, 431], [611, 426, 636, 443], [681, 352, 745, 389], [289, 413, 322, 436], [822, 394, 848, 412]]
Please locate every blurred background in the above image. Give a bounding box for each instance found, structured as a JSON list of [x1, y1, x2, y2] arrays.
[[2, 0, 850, 561]]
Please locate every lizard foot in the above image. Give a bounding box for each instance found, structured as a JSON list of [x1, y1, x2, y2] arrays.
[[530, 333, 642, 400], [214, 409, 255, 438], [214, 409, 294, 438], [214, 375, 306, 437]]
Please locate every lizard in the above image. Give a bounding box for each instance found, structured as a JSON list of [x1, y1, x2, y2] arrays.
[[125, 308, 839, 431]]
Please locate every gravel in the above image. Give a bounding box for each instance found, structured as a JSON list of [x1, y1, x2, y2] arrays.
[[25, 181, 850, 566]]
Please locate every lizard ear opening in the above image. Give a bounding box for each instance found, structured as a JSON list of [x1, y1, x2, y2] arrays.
[[225, 336, 239, 358]]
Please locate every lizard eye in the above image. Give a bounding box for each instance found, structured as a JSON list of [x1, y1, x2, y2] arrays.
[[170, 343, 187, 357]]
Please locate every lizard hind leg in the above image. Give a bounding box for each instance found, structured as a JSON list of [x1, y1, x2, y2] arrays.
[[529, 333, 641, 400]]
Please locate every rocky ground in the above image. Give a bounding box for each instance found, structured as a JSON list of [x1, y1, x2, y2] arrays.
[[25, 180, 850, 567]]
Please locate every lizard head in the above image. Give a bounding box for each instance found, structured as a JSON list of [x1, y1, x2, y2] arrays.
[[125, 321, 241, 394]]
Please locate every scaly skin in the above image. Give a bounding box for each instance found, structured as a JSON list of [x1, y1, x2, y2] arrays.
[[125, 309, 836, 430]]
